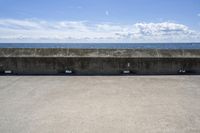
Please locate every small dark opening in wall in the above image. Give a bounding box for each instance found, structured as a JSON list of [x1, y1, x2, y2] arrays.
[[178, 69, 188, 75]]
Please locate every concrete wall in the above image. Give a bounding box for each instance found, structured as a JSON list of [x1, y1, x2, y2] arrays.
[[0, 48, 200, 75], [1, 48, 200, 58]]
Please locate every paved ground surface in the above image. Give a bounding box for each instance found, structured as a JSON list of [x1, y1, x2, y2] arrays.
[[0, 76, 200, 133]]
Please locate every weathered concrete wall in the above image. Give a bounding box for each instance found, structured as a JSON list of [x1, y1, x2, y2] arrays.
[[0, 48, 200, 58], [0, 48, 200, 75], [0, 57, 200, 75]]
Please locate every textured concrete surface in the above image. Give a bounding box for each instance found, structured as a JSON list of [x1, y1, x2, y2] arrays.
[[0, 48, 200, 58], [0, 76, 200, 133], [1, 48, 200, 75], [1, 58, 200, 75]]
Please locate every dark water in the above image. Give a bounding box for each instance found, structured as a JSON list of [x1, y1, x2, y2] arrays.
[[0, 43, 200, 49]]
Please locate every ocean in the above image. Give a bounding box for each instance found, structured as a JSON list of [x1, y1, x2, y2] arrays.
[[0, 43, 200, 49]]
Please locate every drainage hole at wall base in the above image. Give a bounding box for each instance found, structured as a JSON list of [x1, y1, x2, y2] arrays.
[[65, 70, 73, 75], [122, 70, 131, 75], [178, 69, 187, 74]]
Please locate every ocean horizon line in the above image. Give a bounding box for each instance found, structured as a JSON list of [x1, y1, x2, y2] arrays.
[[0, 43, 200, 49]]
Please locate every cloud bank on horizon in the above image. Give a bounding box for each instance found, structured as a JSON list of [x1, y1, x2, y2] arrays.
[[0, 19, 199, 43]]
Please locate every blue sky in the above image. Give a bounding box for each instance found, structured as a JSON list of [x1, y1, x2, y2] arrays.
[[0, 0, 200, 42]]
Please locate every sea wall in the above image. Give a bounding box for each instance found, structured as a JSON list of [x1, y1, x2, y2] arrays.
[[0, 48, 200, 75]]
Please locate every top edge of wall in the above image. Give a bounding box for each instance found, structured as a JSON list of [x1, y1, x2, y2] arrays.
[[0, 48, 200, 58]]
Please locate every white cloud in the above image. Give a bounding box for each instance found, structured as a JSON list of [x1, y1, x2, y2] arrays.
[[105, 11, 109, 16], [0, 19, 199, 42]]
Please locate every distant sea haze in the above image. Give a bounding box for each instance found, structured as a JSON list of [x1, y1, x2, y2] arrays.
[[0, 43, 200, 49]]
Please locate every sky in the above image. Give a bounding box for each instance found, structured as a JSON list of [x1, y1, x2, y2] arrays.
[[0, 0, 200, 42]]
